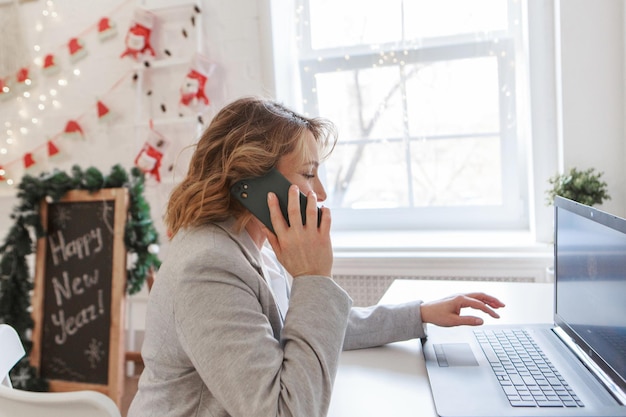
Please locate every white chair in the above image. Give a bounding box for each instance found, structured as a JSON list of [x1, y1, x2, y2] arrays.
[[0, 324, 122, 417], [0, 324, 25, 388]]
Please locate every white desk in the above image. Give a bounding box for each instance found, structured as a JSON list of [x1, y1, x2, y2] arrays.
[[328, 279, 554, 417]]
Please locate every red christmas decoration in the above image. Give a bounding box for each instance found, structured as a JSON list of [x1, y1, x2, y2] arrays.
[[16, 67, 31, 85], [68, 37, 87, 62], [134, 127, 168, 182], [0, 78, 10, 100], [42, 54, 60, 75], [180, 55, 215, 109], [180, 70, 209, 106], [121, 9, 156, 60], [47, 140, 60, 157], [135, 143, 163, 182], [98, 17, 117, 41], [24, 153, 35, 169], [97, 100, 110, 120], [64, 120, 84, 138], [0, 166, 5, 181]]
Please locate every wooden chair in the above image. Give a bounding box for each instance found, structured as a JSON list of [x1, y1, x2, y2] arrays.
[[0, 324, 122, 417]]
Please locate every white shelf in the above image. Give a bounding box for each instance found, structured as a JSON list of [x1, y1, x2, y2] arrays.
[[141, 0, 199, 11], [134, 58, 190, 70]]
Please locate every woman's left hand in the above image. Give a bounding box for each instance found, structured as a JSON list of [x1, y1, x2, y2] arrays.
[[265, 185, 333, 278], [420, 293, 506, 327]]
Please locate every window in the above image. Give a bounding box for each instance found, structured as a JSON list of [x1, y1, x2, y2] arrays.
[[288, 0, 531, 231]]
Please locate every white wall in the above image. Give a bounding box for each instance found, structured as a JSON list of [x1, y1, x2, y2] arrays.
[[555, 0, 625, 217], [0, 0, 273, 252]]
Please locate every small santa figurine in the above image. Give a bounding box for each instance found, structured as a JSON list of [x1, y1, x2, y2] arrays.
[[121, 9, 156, 60], [134, 127, 168, 182], [180, 54, 215, 109]]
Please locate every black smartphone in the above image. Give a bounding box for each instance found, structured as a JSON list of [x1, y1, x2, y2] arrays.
[[230, 168, 321, 234]]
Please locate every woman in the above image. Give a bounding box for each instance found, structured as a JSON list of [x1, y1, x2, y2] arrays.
[[128, 96, 504, 417]]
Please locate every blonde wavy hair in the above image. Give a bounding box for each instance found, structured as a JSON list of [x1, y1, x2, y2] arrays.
[[165, 96, 337, 237]]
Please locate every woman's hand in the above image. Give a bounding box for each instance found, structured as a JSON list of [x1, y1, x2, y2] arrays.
[[420, 293, 506, 327], [265, 185, 333, 278]]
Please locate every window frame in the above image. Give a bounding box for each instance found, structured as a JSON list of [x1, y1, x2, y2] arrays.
[[268, 0, 558, 236]]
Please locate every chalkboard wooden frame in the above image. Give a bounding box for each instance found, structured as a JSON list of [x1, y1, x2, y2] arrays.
[[31, 188, 128, 407]]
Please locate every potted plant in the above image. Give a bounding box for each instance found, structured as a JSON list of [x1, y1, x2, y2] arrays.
[[545, 167, 610, 206]]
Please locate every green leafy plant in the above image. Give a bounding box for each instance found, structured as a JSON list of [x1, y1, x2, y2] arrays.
[[546, 167, 610, 206]]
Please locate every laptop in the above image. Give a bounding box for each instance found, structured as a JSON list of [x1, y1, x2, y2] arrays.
[[423, 196, 626, 417]]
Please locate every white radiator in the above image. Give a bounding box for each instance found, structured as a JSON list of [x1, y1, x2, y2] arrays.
[[333, 274, 535, 307]]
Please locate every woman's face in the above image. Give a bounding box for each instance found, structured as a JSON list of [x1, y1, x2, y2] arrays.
[[276, 130, 327, 202]]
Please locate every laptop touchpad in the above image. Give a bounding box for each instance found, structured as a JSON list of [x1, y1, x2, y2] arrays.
[[434, 343, 479, 367]]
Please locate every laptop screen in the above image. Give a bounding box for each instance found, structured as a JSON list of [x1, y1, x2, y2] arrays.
[[554, 196, 626, 395]]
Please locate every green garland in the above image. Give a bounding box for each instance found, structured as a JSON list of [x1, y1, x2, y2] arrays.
[[0, 164, 161, 391]]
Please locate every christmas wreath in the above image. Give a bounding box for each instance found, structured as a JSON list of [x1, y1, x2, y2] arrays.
[[0, 164, 161, 391]]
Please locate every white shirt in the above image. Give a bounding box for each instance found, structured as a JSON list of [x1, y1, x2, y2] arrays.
[[260, 245, 292, 320]]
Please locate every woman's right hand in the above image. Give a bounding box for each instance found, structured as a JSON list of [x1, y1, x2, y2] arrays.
[[264, 185, 333, 278], [420, 293, 506, 327]]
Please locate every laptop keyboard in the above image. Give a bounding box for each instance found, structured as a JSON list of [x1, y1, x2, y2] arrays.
[[474, 329, 585, 408]]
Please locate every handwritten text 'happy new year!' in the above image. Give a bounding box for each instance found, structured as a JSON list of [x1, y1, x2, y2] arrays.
[[48, 228, 105, 345]]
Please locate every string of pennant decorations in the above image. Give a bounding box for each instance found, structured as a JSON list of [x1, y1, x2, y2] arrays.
[[0, 0, 211, 185]]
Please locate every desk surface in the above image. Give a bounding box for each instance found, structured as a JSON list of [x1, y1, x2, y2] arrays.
[[328, 279, 554, 417]]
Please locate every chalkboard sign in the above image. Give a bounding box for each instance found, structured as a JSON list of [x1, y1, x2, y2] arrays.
[[31, 189, 128, 407]]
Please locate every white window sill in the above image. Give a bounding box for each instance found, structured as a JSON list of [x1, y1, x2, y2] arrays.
[[330, 230, 554, 283], [332, 229, 552, 254]]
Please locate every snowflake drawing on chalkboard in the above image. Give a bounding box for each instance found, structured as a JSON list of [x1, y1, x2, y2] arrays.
[[85, 338, 105, 369], [9, 365, 31, 389], [97, 201, 114, 235], [53, 206, 72, 229]]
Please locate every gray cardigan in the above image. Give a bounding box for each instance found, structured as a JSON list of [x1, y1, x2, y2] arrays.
[[128, 219, 425, 417]]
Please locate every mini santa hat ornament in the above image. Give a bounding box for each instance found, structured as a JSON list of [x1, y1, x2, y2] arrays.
[[47, 140, 60, 157], [0, 78, 11, 101], [68, 37, 87, 62], [180, 54, 215, 109], [64, 120, 84, 139], [24, 153, 35, 169], [97, 100, 111, 121], [121, 9, 156, 60], [16, 67, 33, 89], [98, 17, 117, 41], [42, 54, 60, 75]]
